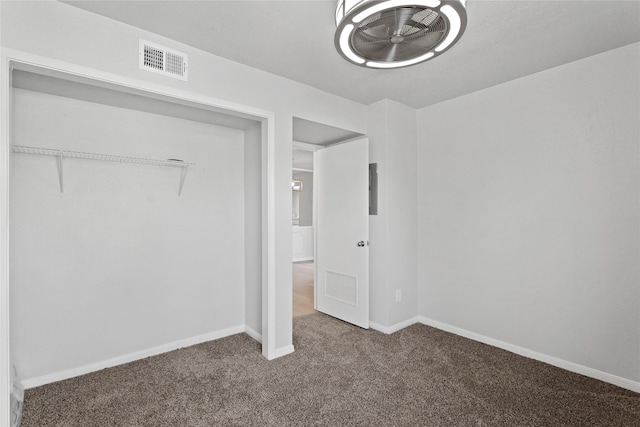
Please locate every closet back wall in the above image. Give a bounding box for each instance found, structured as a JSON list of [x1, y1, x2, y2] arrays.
[[10, 88, 246, 383]]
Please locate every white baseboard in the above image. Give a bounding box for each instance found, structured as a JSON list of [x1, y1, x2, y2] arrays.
[[21, 324, 246, 389], [370, 317, 419, 334], [292, 257, 314, 263], [418, 316, 640, 394], [244, 325, 262, 344], [271, 344, 295, 359]]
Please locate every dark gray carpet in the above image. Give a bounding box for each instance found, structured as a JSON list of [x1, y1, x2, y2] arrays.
[[21, 313, 640, 426]]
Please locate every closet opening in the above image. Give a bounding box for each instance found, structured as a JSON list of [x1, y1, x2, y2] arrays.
[[2, 60, 276, 404]]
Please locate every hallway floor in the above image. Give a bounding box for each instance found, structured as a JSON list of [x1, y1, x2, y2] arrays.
[[293, 261, 316, 318]]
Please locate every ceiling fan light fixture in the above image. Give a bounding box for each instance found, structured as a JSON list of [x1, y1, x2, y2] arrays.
[[435, 4, 462, 52], [339, 24, 366, 64], [367, 51, 434, 68], [350, 0, 441, 24], [334, 0, 467, 69]]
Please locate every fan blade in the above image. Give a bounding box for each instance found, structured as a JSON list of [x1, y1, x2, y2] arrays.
[[403, 30, 446, 49], [394, 8, 414, 32], [352, 7, 448, 61], [364, 7, 420, 35], [377, 43, 400, 62]]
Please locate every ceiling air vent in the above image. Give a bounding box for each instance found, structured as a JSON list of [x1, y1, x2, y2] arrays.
[[139, 40, 188, 81]]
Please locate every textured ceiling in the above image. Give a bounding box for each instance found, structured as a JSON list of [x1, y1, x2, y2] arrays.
[[64, 1, 640, 109]]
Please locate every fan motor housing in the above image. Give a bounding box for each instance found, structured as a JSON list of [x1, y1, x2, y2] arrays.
[[335, 0, 467, 69]]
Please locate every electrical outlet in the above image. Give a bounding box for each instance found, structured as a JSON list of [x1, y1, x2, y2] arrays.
[[395, 289, 402, 302]]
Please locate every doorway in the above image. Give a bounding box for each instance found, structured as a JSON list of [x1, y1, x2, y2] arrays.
[[290, 117, 365, 323], [292, 145, 316, 318]]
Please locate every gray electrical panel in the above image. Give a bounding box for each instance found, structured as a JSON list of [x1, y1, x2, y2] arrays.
[[369, 163, 378, 215]]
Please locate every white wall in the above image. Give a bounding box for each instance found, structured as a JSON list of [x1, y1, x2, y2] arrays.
[[292, 170, 313, 227], [417, 43, 640, 384], [10, 88, 246, 381], [0, 0, 367, 367], [367, 99, 419, 330], [367, 102, 389, 327], [292, 227, 314, 263], [244, 122, 263, 339]]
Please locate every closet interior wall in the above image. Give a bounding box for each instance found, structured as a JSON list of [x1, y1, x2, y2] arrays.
[[9, 77, 261, 385]]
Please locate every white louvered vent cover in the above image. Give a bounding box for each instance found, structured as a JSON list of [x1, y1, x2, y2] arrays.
[[139, 40, 188, 81], [325, 271, 357, 306]]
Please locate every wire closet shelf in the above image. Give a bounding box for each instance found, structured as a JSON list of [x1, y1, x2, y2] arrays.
[[11, 145, 194, 167], [11, 145, 195, 195]]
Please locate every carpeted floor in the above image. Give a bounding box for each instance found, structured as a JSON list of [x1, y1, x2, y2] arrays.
[[21, 313, 640, 426]]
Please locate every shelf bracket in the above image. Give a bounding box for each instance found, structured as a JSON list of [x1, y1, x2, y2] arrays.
[[56, 151, 64, 193], [178, 167, 188, 197]]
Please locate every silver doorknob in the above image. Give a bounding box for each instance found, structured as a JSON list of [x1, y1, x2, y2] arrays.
[[357, 241, 365, 247]]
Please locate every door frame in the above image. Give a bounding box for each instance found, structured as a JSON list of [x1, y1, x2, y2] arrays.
[[0, 48, 277, 424]]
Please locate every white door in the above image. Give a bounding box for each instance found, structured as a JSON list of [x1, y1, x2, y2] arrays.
[[314, 138, 369, 329]]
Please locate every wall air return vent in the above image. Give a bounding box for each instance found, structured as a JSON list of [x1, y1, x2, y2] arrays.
[[325, 271, 358, 306], [139, 40, 188, 81]]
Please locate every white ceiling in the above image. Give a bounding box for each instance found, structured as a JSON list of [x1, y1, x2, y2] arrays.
[[63, 0, 640, 109]]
